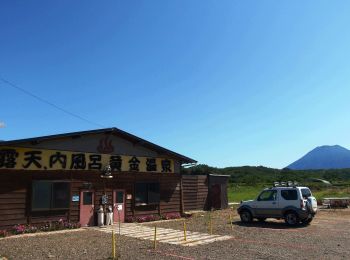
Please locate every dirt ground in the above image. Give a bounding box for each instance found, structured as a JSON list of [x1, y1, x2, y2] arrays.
[[1, 208, 350, 259]]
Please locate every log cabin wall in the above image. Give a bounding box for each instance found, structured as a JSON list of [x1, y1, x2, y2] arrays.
[[0, 170, 181, 229], [70, 172, 181, 219], [182, 175, 209, 211], [0, 171, 30, 229], [0, 128, 195, 229]]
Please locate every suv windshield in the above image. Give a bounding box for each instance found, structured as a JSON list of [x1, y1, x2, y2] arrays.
[[301, 188, 312, 198]]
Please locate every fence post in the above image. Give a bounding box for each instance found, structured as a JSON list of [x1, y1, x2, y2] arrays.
[[115, 228, 118, 259], [112, 230, 116, 259], [183, 220, 187, 241], [153, 225, 157, 250], [208, 211, 213, 235], [229, 213, 233, 230]]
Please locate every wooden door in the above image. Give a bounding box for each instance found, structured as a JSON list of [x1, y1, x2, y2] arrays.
[[80, 190, 95, 226], [211, 184, 221, 209], [113, 190, 125, 223]]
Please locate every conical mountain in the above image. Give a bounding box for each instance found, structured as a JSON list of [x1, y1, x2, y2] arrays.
[[287, 145, 350, 170]]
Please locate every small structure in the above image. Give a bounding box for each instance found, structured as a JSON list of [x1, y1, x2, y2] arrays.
[[322, 198, 350, 208], [208, 174, 229, 210], [182, 174, 229, 211]]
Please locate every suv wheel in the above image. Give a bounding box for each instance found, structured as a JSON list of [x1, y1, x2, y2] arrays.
[[301, 217, 313, 225], [240, 210, 253, 223], [284, 211, 299, 226]]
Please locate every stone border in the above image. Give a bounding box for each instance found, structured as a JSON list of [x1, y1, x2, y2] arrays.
[[0, 228, 85, 240]]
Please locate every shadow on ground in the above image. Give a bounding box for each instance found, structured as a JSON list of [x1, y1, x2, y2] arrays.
[[232, 220, 308, 229]]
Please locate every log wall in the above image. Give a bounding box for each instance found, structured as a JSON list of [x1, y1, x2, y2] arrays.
[[0, 172, 29, 229], [182, 175, 209, 211], [0, 170, 181, 229]]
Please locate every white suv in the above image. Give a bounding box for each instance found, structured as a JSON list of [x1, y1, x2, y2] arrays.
[[237, 185, 318, 226]]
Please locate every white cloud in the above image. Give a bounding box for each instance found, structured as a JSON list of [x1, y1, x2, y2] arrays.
[[0, 122, 5, 128]]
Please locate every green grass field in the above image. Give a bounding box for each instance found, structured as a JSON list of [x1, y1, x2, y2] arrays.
[[228, 183, 350, 202]]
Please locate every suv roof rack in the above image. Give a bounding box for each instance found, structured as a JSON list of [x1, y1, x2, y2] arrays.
[[273, 181, 298, 188]]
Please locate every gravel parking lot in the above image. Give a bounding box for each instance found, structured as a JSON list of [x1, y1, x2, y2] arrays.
[[1, 208, 350, 259]]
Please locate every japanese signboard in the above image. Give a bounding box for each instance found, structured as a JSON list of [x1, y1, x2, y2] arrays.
[[0, 146, 174, 173]]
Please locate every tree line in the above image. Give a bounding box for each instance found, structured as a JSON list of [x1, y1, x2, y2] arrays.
[[181, 164, 350, 185]]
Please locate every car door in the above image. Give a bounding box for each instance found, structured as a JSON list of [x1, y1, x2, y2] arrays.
[[280, 188, 299, 212], [254, 190, 279, 217]]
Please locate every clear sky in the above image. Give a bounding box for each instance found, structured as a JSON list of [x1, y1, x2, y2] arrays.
[[1, 1, 350, 169]]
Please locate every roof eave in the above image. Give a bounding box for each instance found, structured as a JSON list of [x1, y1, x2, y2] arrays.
[[0, 127, 197, 164]]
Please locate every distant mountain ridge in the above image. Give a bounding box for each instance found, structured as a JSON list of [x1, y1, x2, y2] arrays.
[[287, 145, 350, 170]]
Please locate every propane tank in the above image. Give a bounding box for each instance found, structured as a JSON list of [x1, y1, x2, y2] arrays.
[[106, 205, 113, 225], [97, 205, 105, 227]]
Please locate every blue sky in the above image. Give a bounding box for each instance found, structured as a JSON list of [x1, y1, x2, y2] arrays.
[[1, 1, 350, 168]]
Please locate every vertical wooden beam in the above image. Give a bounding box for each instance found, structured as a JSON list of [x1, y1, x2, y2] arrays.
[[68, 171, 73, 222], [27, 172, 33, 225], [132, 173, 135, 217], [158, 173, 161, 217], [180, 173, 184, 215]]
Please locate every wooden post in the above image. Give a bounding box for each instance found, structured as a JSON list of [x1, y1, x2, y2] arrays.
[[209, 211, 212, 235], [115, 229, 118, 260], [183, 220, 187, 241], [132, 176, 135, 217], [112, 230, 116, 259], [158, 174, 162, 217], [153, 225, 157, 249], [229, 213, 233, 230], [118, 209, 121, 237], [180, 174, 184, 215], [27, 172, 33, 225]]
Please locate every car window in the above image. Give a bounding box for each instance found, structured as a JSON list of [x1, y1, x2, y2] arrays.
[[258, 190, 277, 201], [281, 189, 298, 200], [301, 188, 312, 198]]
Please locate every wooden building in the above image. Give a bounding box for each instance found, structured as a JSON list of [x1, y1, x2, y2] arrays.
[[182, 174, 229, 211], [0, 128, 196, 229]]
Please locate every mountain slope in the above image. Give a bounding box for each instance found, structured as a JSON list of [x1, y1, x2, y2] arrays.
[[287, 145, 350, 170]]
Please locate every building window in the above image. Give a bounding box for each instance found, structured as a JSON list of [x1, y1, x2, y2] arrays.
[[135, 182, 160, 206], [32, 181, 70, 211], [83, 191, 93, 205]]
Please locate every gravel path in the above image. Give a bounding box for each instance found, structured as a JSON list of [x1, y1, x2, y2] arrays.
[[1, 208, 350, 259]]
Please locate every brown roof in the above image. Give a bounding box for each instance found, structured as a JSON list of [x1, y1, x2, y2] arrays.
[[0, 127, 196, 164]]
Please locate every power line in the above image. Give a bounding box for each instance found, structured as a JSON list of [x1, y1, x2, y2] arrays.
[[0, 76, 105, 128]]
